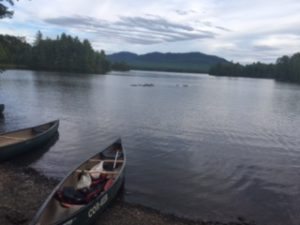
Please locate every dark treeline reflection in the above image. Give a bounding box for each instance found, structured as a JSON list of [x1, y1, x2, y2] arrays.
[[0, 31, 110, 74], [209, 53, 300, 83]]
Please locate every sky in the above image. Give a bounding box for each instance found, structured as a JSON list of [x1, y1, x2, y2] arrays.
[[1, 0, 300, 63]]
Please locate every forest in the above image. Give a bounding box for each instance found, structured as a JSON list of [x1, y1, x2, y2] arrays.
[[209, 53, 300, 83], [1, 31, 299, 82], [0, 32, 111, 74]]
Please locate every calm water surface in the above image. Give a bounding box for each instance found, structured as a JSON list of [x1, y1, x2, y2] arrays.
[[0, 70, 300, 225]]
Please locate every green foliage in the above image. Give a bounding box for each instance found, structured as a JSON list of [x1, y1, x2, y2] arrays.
[[0, 35, 31, 66], [209, 54, 300, 83], [33, 30, 43, 46], [0, 32, 111, 74], [111, 61, 130, 71], [0, 0, 14, 19], [276, 54, 300, 82]]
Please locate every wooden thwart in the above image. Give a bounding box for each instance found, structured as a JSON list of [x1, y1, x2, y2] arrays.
[[89, 159, 123, 163], [89, 159, 101, 162], [76, 169, 119, 175]]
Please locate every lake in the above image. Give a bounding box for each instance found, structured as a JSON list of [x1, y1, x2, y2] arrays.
[[0, 70, 300, 225]]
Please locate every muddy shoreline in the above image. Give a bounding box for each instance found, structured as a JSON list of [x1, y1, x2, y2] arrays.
[[0, 162, 257, 225]]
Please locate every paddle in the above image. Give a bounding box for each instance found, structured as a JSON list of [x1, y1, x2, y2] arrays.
[[113, 151, 119, 169]]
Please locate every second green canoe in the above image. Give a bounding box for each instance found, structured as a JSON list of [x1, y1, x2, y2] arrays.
[[0, 120, 59, 161]]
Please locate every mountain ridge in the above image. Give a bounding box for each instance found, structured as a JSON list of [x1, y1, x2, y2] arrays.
[[108, 51, 228, 73]]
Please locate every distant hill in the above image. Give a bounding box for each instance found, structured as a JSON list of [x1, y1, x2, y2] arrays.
[[107, 51, 228, 73]]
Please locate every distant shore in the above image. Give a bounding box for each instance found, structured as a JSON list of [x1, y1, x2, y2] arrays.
[[0, 162, 257, 225]]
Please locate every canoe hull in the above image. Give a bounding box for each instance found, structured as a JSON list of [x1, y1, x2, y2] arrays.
[[0, 120, 59, 161], [0, 104, 4, 113]]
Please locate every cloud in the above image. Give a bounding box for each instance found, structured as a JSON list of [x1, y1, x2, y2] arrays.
[[175, 10, 189, 16], [2, 0, 300, 62], [253, 45, 280, 52], [175, 9, 198, 16], [44, 15, 216, 45], [215, 26, 231, 32], [116, 16, 194, 32]]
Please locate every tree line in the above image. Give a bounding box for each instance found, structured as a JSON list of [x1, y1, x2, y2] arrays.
[[0, 32, 113, 74], [209, 53, 300, 83]]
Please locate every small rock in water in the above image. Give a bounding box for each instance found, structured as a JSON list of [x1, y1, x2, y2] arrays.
[[175, 84, 189, 87], [130, 83, 154, 87]]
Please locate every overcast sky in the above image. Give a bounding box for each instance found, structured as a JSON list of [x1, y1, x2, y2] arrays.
[[1, 0, 300, 63]]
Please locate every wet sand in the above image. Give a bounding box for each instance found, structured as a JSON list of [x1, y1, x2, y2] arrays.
[[0, 163, 257, 225]]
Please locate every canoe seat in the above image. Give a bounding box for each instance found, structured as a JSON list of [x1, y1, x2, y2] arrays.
[[76, 169, 119, 175], [32, 126, 47, 134], [100, 150, 123, 160]]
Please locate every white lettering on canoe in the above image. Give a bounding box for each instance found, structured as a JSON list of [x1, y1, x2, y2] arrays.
[[100, 194, 108, 206], [88, 194, 108, 218]]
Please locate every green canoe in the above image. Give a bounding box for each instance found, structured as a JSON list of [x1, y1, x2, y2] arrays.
[[30, 138, 126, 225], [0, 104, 4, 113], [0, 120, 59, 161]]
